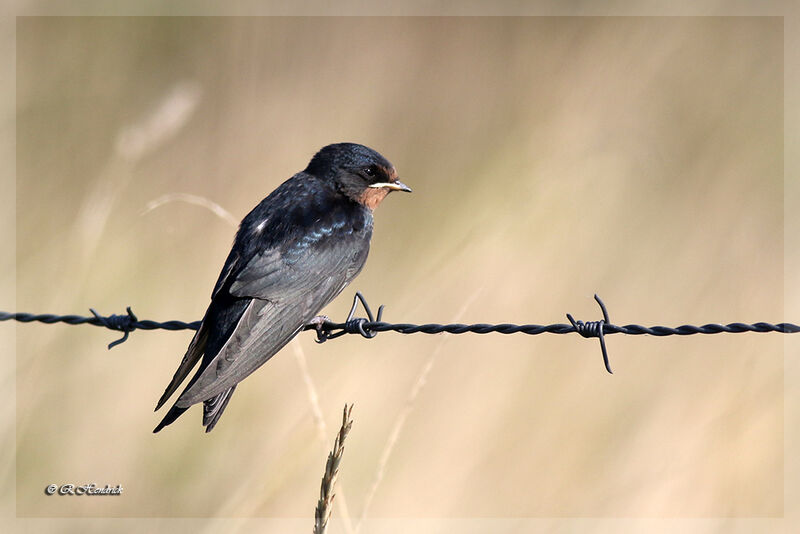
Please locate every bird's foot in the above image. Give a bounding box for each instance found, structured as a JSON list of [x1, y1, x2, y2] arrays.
[[308, 315, 331, 343]]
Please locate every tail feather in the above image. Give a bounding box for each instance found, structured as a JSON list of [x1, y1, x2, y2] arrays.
[[153, 297, 250, 433], [203, 385, 237, 433], [153, 404, 190, 433], [155, 320, 208, 411]]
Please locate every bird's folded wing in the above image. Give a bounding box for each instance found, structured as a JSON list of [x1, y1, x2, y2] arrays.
[[174, 275, 345, 407], [174, 236, 367, 407], [230, 237, 364, 300]]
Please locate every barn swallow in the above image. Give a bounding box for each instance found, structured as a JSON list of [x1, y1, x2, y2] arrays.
[[154, 143, 410, 433]]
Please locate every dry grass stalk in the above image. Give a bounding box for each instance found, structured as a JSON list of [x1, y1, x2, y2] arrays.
[[293, 339, 355, 533], [314, 404, 354, 534], [141, 192, 239, 228]]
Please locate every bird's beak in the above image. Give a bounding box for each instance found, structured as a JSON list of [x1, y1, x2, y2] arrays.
[[369, 180, 412, 193]]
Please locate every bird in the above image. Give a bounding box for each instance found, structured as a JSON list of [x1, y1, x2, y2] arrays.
[[153, 143, 411, 433]]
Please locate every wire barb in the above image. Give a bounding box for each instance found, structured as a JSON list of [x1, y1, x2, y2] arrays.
[[566, 294, 613, 374], [89, 306, 139, 349], [306, 292, 385, 343], [342, 292, 384, 339]]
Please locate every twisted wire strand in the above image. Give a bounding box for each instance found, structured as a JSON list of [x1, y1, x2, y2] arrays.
[[336, 320, 798, 335], [0, 311, 200, 331], [2, 293, 797, 369]]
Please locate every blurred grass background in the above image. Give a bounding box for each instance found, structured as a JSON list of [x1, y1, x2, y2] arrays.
[[10, 14, 789, 529]]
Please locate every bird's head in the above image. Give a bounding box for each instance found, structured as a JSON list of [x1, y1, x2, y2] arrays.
[[306, 143, 412, 210]]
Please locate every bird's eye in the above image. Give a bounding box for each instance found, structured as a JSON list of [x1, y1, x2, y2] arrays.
[[363, 165, 378, 177]]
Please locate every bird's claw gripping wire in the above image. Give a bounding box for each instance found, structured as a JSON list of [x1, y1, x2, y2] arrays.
[[90, 306, 138, 349], [307, 314, 332, 343], [566, 294, 613, 374], [307, 292, 385, 344]]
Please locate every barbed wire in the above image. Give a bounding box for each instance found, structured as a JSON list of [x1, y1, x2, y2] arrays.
[[1, 307, 201, 349], [1, 293, 796, 374]]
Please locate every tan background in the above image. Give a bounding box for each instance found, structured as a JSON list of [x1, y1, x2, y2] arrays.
[[4, 9, 797, 534]]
